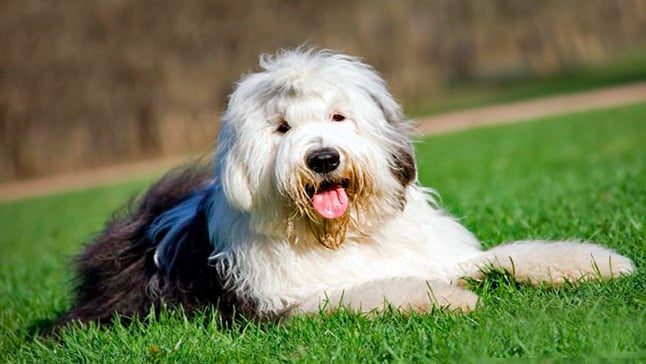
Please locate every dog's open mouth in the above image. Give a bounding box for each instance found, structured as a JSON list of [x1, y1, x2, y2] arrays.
[[305, 179, 350, 219]]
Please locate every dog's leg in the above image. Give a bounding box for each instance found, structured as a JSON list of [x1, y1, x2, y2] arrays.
[[460, 241, 634, 285], [295, 277, 479, 315]]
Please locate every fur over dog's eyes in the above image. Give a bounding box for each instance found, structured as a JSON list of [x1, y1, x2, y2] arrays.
[[276, 120, 291, 134], [331, 113, 346, 122]]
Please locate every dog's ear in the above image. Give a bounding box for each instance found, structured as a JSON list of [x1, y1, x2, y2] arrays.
[[220, 151, 253, 211], [391, 142, 416, 186], [366, 87, 417, 186], [216, 125, 254, 212]]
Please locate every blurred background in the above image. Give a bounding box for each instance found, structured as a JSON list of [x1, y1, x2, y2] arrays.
[[1, 0, 645, 182]]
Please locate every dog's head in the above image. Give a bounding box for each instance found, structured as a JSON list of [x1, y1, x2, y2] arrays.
[[215, 49, 416, 248]]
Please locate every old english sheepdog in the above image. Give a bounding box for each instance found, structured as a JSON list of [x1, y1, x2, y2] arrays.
[[58, 49, 634, 326]]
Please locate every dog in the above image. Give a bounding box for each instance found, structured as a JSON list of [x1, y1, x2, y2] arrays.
[[58, 48, 634, 327]]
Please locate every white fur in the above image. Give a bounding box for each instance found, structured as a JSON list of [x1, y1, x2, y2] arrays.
[[205, 49, 635, 316]]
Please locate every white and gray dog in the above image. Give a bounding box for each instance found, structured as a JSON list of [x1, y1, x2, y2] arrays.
[[59, 49, 634, 326]]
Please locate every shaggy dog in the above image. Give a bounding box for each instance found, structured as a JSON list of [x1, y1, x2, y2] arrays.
[[58, 49, 634, 326]]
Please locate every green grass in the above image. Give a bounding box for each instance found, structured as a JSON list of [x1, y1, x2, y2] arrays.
[[407, 50, 646, 116], [1, 103, 645, 362]]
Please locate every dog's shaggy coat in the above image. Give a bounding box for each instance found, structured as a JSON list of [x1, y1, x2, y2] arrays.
[[58, 49, 634, 327]]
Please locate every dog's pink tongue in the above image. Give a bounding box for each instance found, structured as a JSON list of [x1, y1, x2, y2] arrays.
[[312, 186, 349, 219]]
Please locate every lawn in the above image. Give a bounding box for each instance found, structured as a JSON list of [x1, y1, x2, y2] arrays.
[[1, 103, 644, 362]]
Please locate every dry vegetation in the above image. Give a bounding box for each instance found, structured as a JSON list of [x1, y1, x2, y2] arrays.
[[1, 0, 645, 181]]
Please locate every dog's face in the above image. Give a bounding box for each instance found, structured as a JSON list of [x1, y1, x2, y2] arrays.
[[215, 50, 416, 248]]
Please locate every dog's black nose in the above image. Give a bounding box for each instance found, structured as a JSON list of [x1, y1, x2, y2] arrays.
[[306, 148, 340, 174]]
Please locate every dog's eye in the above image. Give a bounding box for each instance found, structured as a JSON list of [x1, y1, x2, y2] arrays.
[[331, 113, 346, 122], [276, 120, 291, 134]]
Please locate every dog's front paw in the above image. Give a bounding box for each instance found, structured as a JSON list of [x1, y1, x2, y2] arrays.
[[535, 244, 635, 284], [433, 286, 480, 312], [582, 248, 635, 279], [471, 241, 635, 286], [406, 281, 480, 313]]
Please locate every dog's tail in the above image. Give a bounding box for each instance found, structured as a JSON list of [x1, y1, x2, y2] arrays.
[[55, 162, 232, 329]]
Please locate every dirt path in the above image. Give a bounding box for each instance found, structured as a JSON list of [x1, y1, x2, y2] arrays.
[[2, 82, 645, 202], [415, 81, 646, 134]]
